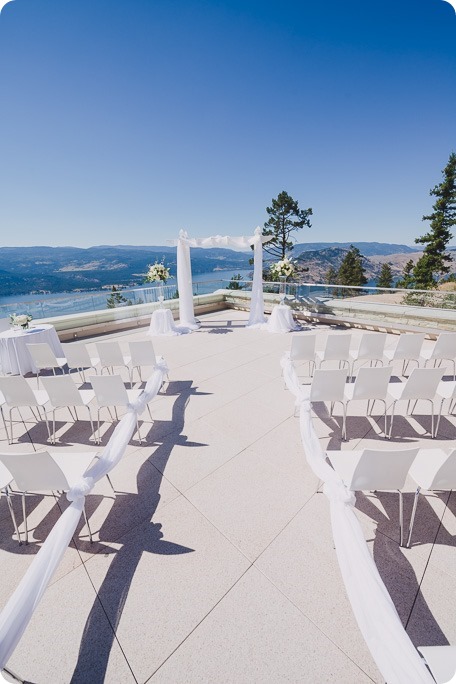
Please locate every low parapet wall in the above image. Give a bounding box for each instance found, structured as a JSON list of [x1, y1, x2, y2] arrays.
[[35, 288, 456, 340]]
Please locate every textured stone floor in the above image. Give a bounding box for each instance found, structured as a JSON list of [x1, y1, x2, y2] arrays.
[[1, 310, 455, 683]]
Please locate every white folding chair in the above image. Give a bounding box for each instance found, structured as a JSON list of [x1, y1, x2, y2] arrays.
[[342, 366, 393, 440], [306, 368, 348, 425], [420, 332, 456, 381], [315, 334, 351, 370], [0, 450, 99, 544], [407, 448, 456, 548], [40, 375, 95, 444], [349, 332, 387, 379], [327, 447, 419, 546], [387, 367, 445, 439], [0, 460, 22, 544], [96, 342, 131, 379], [63, 343, 99, 382], [435, 380, 456, 438], [418, 646, 456, 684], [383, 333, 425, 376], [0, 376, 50, 444], [128, 340, 165, 387], [26, 342, 67, 387], [90, 374, 151, 444], [290, 334, 316, 379]]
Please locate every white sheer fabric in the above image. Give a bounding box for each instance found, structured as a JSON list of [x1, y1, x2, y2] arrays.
[[0, 360, 168, 671], [172, 227, 271, 329], [280, 352, 433, 684], [265, 304, 300, 333]]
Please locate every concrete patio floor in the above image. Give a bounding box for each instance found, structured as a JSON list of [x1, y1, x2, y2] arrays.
[[1, 309, 455, 683]]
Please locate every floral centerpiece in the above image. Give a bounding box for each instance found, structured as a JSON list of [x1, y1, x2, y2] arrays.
[[144, 261, 170, 283], [10, 313, 33, 330], [269, 257, 296, 281]]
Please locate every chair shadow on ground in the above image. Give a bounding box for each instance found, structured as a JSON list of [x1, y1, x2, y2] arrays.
[[69, 379, 205, 683], [354, 489, 452, 648]]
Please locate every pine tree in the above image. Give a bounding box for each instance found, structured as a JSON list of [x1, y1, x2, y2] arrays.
[[263, 191, 313, 259], [325, 266, 338, 284], [413, 152, 456, 289], [377, 263, 393, 289], [395, 259, 415, 289], [337, 246, 368, 287], [106, 286, 128, 308]]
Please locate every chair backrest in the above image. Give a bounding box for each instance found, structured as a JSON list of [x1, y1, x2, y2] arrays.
[[26, 343, 59, 369], [0, 375, 38, 406], [310, 368, 348, 402], [64, 343, 93, 369], [290, 334, 316, 362], [41, 375, 83, 407], [90, 374, 129, 406], [392, 333, 425, 359], [0, 460, 13, 488], [96, 342, 126, 367], [352, 366, 393, 401], [410, 448, 456, 491], [0, 451, 69, 491], [356, 333, 387, 360], [431, 332, 456, 359], [322, 334, 351, 361], [0, 317, 10, 333], [349, 447, 419, 491], [400, 367, 445, 400], [129, 340, 157, 367]]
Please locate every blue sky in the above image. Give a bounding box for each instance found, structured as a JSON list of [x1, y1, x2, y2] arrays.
[[0, 0, 455, 247]]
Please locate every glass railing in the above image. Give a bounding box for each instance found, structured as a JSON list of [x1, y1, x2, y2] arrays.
[[1, 279, 455, 321]]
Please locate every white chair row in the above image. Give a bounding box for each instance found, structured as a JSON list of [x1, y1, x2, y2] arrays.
[[291, 332, 456, 380], [327, 446, 456, 547], [305, 366, 455, 440], [22, 340, 162, 387], [0, 374, 153, 445]]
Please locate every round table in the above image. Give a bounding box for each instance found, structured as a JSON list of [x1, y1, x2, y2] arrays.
[[147, 309, 182, 336], [265, 304, 301, 333], [0, 324, 65, 375]]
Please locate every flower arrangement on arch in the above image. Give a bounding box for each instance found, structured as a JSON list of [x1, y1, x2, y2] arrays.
[[10, 313, 33, 329], [269, 257, 296, 281], [144, 261, 170, 283]]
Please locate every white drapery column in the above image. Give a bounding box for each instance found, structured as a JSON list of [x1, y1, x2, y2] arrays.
[[172, 227, 271, 329]]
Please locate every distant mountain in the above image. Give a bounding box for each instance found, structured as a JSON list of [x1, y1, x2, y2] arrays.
[[0, 245, 252, 297], [293, 242, 421, 256]]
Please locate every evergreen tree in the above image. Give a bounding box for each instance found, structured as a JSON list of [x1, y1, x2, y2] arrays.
[[325, 266, 338, 284], [395, 259, 415, 289], [263, 191, 312, 259], [337, 246, 368, 287], [106, 286, 128, 308], [377, 263, 393, 289], [413, 152, 456, 289]]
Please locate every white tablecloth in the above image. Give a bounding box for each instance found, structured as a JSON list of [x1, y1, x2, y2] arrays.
[[147, 309, 182, 336], [0, 324, 65, 375], [265, 304, 301, 333]]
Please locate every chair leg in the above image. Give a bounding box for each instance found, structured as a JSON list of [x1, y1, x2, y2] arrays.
[[342, 403, 347, 441], [87, 407, 95, 442], [388, 402, 396, 439], [1, 666, 24, 683], [136, 417, 142, 444], [97, 408, 101, 444], [8, 408, 13, 445], [147, 403, 153, 420], [22, 492, 28, 545], [5, 488, 22, 544], [105, 473, 116, 496], [398, 490, 404, 547], [82, 504, 93, 543], [406, 487, 421, 548]]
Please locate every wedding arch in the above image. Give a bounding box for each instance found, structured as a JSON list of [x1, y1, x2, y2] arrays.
[[170, 227, 273, 329]]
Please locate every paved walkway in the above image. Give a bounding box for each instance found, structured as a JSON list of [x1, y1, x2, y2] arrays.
[[1, 310, 455, 683]]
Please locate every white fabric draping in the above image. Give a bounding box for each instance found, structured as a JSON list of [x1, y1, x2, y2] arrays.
[[280, 352, 433, 684], [0, 325, 64, 375], [265, 304, 300, 333], [147, 309, 182, 336], [171, 227, 271, 329], [0, 360, 168, 671]]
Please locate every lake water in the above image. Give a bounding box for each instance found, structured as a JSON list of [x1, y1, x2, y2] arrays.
[[0, 269, 254, 319]]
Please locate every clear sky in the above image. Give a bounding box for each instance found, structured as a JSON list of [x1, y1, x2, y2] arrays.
[[0, 0, 455, 247]]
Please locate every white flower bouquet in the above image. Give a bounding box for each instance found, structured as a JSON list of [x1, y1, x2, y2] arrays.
[[269, 257, 295, 280], [144, 261, 170, 283], [10, 313, 33, 329]]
